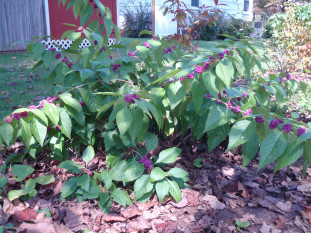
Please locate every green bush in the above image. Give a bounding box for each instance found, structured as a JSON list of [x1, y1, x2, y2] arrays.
[[217, 18, 254, 39]]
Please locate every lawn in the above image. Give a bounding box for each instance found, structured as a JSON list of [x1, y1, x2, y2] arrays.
[[0, 37, 266, 120]]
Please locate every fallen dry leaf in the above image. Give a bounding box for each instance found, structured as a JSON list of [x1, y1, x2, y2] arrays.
[[102, 214, 126, 222], [305, 206, 311, 224], [13, 208, 37, 223], [18, 221, 56, 233], [183, 188, 200, 206], [275, 216, 286, 230], [202, 194, 225, 210], [121, 205, 142, 219]]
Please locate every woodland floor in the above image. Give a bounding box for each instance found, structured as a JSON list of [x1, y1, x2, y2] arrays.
[[1, 138, 311, 233]]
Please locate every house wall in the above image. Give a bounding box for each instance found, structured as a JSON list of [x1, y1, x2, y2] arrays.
[[48, 0, 117, 39], [117, 0, 253, 36]]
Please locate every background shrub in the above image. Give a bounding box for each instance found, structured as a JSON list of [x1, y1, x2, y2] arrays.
[[267, 3, 311, 72], [217, 18, 254, 39], [121, 1, 152, 38], [262, 20, 273, 39]]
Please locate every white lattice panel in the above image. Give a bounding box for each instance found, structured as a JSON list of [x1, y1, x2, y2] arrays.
[[42, 38, 117, 51]]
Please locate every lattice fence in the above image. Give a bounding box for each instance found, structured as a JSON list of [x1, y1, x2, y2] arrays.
[[42, 38, 117, 51]]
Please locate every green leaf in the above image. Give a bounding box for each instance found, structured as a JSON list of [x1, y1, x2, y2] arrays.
[[38, 209, 52, 218], [31, 42, 45, 59], [0, 123, 13, 146], [42, 51, 55, 68], [193, 158, 203, 168], [35, 175, 55, 185], [216, 61, 233, 88], [60, 93, 83, 112], [139, 30, 152, 36], [102, 131, 116, 151], [227, 120, 256, 151], [82, 145, 95, 166], [167, 179, 182, 202], [258, 132, 287, 170], [202, 71, 220, 98], [100, 170, 112, 189], [143, 133, 158, 152], [12, 165, 34, 182], [136, 45, 150, 59], [63, 104, 85, 126], [274, 142, 304, 172], [150, 167, 166, 182], [191, 81, 203, 114], [134, 175, 154, 200], [150, 69, 181, 85], [5, 153, 25, 164], [43, 102, 59, 126], [167, 168, 188, 179], [300, 81, 308, 94], [123, 163, 145, 183], [98, 193, 111, 213], [60, 177, 78, 200], [31, 109, 48, 125], [207, 124, 230, 152], [109, 160, 127, 181], [20, 119, 32, 149], [291, 112, 300, 118], [242, 134, 260, 167], [205, 106, 232, 132], [156, 147, 182, 164], [77, 174, 90, 192], [236, 220, 250, 228], [302, 140, 311, 177], [116, 107, 133, 135], [58, 160, 83, 174], [167, 82, 186, 110], [78, 87, 102, 112], [31, 118, 47, 146], [155, 179, 170, 202], [8, 190, 25, 201], [111, 189, 132, 207], [59, 108, 72, 139], [0, 177, 8, 190]]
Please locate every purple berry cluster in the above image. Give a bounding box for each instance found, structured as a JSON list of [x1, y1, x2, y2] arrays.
[[124, 94, 140, 103], [128, 51, 135, 57], [163, 47, 173, 55], [53, 51, 73, 68], [112, 64, 121, 72], [61, 56, 73, 68], [39, 96, 60, 109], [144, 42, 150, 48], [139, 155, 153, 170]]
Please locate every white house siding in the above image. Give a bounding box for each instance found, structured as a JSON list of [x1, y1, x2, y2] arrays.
[[117, 0, 253, 36], [154, 0, 178, 36]]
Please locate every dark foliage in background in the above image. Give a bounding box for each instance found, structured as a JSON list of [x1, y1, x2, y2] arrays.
[[121, 1, 152, 38]]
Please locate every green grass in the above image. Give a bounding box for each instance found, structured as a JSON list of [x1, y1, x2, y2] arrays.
[[0, 53, 54, 119], [0, 37, 267, 120]]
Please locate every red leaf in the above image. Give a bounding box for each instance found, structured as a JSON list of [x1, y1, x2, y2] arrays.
[[275, 216, 286, 230], [214, 0, 218, 5], [13, 208, 37, 223]]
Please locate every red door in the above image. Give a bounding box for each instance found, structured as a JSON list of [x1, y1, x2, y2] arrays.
[[48, 0, 117, 39]]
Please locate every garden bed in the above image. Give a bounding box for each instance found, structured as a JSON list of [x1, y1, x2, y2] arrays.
[[1, 140, 311, 233]]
